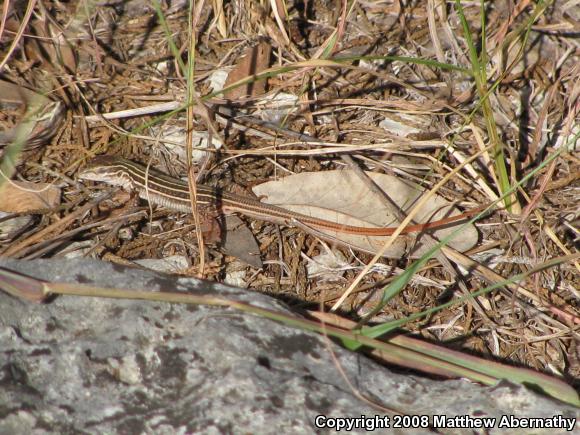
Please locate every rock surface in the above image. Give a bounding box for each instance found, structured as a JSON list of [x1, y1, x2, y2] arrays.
[[0, 258, 577, 434]]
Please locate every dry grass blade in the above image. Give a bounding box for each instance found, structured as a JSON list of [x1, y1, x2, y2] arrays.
[[211, 0, 228, 38], [1, 192, 112, 258], [268, 0, 289, 44], [0, 266, 48, 302], [0, 0, 37, 71]]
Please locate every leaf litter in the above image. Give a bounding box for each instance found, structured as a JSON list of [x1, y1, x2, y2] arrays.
[[0, 0, 578, 386]]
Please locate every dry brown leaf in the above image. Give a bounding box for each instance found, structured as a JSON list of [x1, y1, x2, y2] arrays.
[[253, 171, 479, 258], [224, 40, 272, 100], [28, 19, 77, 73], [220, 215, 263, 268], [0, 180, 60, 213]]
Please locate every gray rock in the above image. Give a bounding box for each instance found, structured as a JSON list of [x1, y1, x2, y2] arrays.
[[0, 259, 577, 434]]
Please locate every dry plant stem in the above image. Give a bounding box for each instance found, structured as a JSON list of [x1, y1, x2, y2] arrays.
[[440, 247, 576, 330], [193, 102, 224, 146], [213, 105, 312, 143], [529, 78, 560, 160], [1, 192, 113, 258], [83, 102, 279, 143], [211, 0, 227, 38], [221, 142, 410, 157], [24, 208, 139, 260], [447, 138, 500, 203], [187, 166, 205, 276], [331, 144, 495, 312], [186, 3, 206, 277], [519, 159, 580, 275], [332, 0, 348, 57], [0, 1, 10, 43], [83, 102, 181, 123], [519, 160, 558, 290], [309, 310, 487, 379], [18, 209, 146, 259], [269, 0, 290, 44], [538, 217, 580, 275], [470, 123, 500, 195], [221, 99, 386, 154], [84, 102, 442, 157], [0, 0, 37, 72], [310, 1, 354, 60], [70, 220, 126, 259], [427, 0, 446, 64], [82, 1, 104, 78]]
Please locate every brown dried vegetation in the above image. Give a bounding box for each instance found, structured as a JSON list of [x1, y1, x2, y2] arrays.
[[1, 0, 579, 389]]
